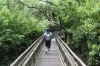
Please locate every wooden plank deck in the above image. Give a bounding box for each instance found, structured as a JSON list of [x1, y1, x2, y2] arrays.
[[35, 38, 63, 66]]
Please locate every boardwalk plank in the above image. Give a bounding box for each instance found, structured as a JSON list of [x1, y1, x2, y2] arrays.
[[35, 38, 63, 66]]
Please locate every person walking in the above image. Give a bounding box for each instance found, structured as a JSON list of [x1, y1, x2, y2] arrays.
[[44, 28, 52, 53]]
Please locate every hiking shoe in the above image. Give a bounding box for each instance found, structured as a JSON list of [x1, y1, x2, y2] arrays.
[[45, 51, 47, 54]]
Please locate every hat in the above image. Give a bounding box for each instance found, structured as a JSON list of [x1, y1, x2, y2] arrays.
[[46, 28, 50, 33]]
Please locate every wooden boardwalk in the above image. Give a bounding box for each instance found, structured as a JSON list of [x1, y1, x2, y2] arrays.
[[35, 38, 63, 66]]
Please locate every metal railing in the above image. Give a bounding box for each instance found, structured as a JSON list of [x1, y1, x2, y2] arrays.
[[10, 35, 44, 66], [10, 34, 86, 66], [55, 34, 86, 66]]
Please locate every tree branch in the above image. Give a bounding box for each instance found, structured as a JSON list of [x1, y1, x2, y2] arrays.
[[42, 1, 57, 7], [18, 0, 51, 21], [18, 0, 65, 29]]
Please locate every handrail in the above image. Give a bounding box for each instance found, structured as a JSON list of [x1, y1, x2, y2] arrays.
[[56, 34, 86, 66], [22, 37, 43, 66], [10, 35, 44, 66], [56, 35, 76, 66], [10, 34, 86, 66]]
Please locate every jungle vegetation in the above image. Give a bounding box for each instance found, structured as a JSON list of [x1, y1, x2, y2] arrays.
[[0, 0, 100, 66]]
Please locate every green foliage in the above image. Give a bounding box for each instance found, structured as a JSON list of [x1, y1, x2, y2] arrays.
[[54, 0, 100, 65], [0, 0, 49, 65], [0, 0, 100, 66], [88, 45, 100, 66]]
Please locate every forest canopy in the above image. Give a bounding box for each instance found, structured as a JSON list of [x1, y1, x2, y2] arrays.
[[0, 0, 100, 66]]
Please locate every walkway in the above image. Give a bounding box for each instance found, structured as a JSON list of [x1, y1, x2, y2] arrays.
[[35, 38, 63, 66], [10, 35, 86, 66]]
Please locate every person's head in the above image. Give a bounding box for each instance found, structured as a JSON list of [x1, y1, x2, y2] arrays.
[[46, 28, 50, 33]]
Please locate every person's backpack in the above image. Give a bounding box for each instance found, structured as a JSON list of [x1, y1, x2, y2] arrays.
[[45, 32, 51, 41]]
